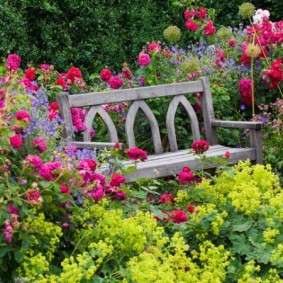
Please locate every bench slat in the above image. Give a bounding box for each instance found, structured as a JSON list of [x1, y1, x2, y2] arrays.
[[67, 81, 204, 107], [123, 146, 256, 182]]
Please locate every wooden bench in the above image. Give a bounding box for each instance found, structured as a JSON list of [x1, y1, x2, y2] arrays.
[[56, 77, 264, 182]]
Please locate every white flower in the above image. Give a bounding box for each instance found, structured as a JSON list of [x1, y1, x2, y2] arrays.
[[253, 9, 270, 23]]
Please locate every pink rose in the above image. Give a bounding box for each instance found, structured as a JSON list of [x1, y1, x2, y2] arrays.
[[148, 41, 161, 52], [138, 53, 151, 66], [6, 54, 21, 71], [39, 161, 62, 180], [108, 76, 123, 89], [15, 110, 31, 124], [32, 137, 48, 153], [178, 167, 195, 184], [24, 155, 42, 168], [26, 189, 42, 205], [77, 159, 97, 171], [100, 68, 112, 81], [60, 184, 71, 194], [185, 20, 199, 31], [10, 134, 23, 149]]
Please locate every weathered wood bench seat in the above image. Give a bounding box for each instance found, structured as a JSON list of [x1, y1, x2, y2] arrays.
[[57, 77, 264, 182]]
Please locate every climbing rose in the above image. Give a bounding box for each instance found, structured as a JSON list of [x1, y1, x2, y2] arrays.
[[9, 134, 23, 149], [24, 68, 36, 81], [159, 194, 175, 204], [77, 159, 97, 171], [191, 140, 210, 155], [6, 54, 21, 71], [108, 76, 123, 89], [138, 53, 151, 66], [187, 205, 196, 213], [100, 68, 112, 81], [26, 190, 42, 205], [238, 78, 253, 106], [148, 41, 161, 52], [110, 174, 126, 187], [199, 7, 207, 19], [185, 20, 199, 31], [24, 155, 42, 168], [32, 137, 48, 153], [60, 184, 71, 194], [39, 161, 62, 180], [66, 67, 82, 83], [171, 210, 188, 223], [126, 147, 148, 161], [203, 20, 216, 36], [178, 167, 195, 184], [16, 110, 31, 124]]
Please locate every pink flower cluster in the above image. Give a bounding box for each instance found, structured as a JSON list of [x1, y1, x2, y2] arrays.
[[71, 107, 87, 132], [32, 137, 48, 153], [48, 102, 59, 121], [138, 53, 151, 67], [238, 78, 253, 106], [39, 161, 62, 180], [184, 7, 216, 36], [99, 68, 124, 89]]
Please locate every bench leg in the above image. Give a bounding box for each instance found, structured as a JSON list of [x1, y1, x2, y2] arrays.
[[250, 130, 263, 164]]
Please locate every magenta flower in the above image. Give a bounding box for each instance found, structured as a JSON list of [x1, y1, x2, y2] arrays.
[[16, 109, 31, 124], [9, 134, 23, 149], [110, 173, 126, 187], [178, 167, 195, 184], [170, 210, 188, 223], [6, 54, 21, 71], [26, 189, 42, 205], [108, 76, 123, 89], [138, 53, 151, 66], [39, 161, 62, 180], [159, 194, 175, 204], [24, 154, 42, 168], [32, 137, 48, 153], [100, 68, 112, 81], [77, 159, 97, 171]]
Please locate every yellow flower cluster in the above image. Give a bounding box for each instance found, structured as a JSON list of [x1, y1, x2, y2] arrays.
[[237, 260, 261, 283], [263, 228, 280, 244]]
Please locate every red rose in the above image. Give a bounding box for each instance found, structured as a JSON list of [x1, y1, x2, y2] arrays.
[[125, 147, 148, 161], [24, 68, 36, 81], [159, 194, 175, 204], [60, 184, 71, 194], [66, 67, 82, 83], [170, 210, 187, 223], [26, 189, 42, 205], [191, 140, 210, 155], [185, 20, 199, 31], [110, 173, 126, 187], [77, 159, 97, 171], [187, 205, 196, 213]]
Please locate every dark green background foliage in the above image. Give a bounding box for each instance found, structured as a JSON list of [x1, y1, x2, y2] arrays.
[[0, 0, 282, 76]]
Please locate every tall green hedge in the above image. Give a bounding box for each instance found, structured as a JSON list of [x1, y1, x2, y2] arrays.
[[0, 0, 282, 76]]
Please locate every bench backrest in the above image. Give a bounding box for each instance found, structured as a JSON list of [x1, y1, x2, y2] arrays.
[[56, 76, 218, 153]]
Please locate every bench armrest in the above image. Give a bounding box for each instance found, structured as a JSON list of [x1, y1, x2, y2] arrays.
[[211, 119, 264, 130]]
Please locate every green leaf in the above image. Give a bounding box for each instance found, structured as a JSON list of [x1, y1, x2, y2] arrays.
[[232, 220, 253, 232]]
